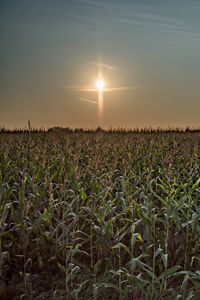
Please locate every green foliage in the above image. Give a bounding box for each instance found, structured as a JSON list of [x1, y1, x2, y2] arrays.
[[0, 131, 200, 299]]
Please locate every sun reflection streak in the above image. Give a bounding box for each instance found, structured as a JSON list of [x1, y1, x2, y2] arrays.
[[96, 77, 104, 123], [98, 89, 103, 122]]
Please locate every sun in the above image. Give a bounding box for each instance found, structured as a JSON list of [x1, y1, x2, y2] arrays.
[[96, 79, 104, 90]]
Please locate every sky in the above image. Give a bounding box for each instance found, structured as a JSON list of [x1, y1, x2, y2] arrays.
[[1, 0, 200, 129]]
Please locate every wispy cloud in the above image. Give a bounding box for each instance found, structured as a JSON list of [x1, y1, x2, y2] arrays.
[[75, 0, 102, 7], [63, 85, 89, 90], [78, 86, 139, 92], [61, 85, 96, 91], [90, 61, 116, 70], [78, 97, 97, 104], [63, 85, 139, 92], [104, 86, 138, 92], [127, 12, 184, 26]]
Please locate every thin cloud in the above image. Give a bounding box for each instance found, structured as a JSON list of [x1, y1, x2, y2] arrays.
[[129, 12, 184, 26], [62, 85, 96, 91], [90, 62, 116, 70], [104, 86, 139, 92], [62, 85, 140, 92], [75, 0, 102, 6], [63, 85, 90, 90], [78, 97, 97, 104], [83, 86, 139, 92]]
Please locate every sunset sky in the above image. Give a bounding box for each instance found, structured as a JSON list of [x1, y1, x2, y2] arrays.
[[1, 0, 200, 129]]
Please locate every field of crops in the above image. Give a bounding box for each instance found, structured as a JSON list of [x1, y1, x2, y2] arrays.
[[0, 131, 200, 299]]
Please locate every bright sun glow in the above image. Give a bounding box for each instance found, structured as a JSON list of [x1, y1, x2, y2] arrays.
[[96, 79, 104, 90]]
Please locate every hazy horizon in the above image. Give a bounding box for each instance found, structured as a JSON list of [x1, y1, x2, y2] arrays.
[[1, 0, 200, 129]]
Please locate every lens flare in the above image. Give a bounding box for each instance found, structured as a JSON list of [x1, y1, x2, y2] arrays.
[[96, 79, 104, 90]]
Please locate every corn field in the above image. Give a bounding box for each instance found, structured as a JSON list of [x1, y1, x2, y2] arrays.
[[0, 131, 200, 299]]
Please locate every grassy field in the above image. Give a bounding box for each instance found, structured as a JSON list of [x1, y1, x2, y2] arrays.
[[0, 131, 200, 299]]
